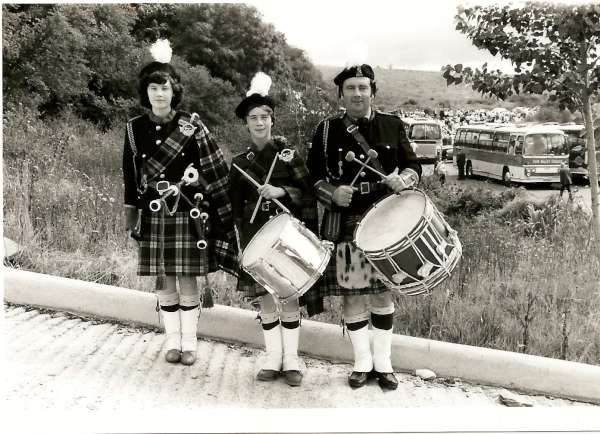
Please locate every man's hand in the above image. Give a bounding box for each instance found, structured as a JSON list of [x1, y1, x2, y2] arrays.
[[332, 185, 355, 207], [257, 184, 286, 200], [383, 167, 407, 193]]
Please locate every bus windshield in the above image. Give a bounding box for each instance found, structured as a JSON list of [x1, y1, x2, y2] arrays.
[[524, 134, 567, 156], [409, 124, 441, 140]]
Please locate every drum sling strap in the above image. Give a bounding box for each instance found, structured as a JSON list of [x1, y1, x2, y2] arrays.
[[321, 115, 388, 241], [341, 115, 385, 174]]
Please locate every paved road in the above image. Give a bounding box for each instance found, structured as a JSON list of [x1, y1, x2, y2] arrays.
[[4, 304, 592, 411], [424, 163, 596, 212]]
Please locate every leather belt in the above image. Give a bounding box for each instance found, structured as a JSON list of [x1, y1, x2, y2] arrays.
[[357, 181, 386, 195]]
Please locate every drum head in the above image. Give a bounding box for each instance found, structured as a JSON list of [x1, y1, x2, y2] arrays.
[[242, 213, 290, 267], [355, 190, 426, 252]]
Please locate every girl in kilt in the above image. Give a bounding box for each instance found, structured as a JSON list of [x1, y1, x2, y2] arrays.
[[229, 72, 322, 386], [123, 40, 238, 366]]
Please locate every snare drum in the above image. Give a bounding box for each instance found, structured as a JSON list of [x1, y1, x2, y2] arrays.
[[241, 213, 331, 303], [354, 189, 461, 295]]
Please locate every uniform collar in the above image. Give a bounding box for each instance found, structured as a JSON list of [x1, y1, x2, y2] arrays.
[[347, 109, 375, 126], [248, 138, 276, 154], [148, 109, 177, 124]]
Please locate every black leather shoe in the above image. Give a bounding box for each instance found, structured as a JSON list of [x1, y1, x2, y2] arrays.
[[283, 370, 303, 387], [348, 370, 376, 388], [256, 369, 279, 381], [165, 349, 181, 364], [376, 371, 398, 390]]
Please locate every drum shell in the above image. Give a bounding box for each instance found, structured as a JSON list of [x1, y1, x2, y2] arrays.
[[241, 213, 331, 303], [354, 190, 461, 295]]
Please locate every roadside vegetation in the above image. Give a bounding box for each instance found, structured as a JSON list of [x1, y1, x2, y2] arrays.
[[5, 106, 599, 365]]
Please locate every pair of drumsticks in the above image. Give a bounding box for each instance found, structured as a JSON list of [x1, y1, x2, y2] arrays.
[[233, 152, 290, 223], [345, 149, 388, 188], [232, 149, 387, 219]]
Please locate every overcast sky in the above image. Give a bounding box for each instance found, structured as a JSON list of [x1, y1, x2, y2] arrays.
[[246, 0, 591, 72]]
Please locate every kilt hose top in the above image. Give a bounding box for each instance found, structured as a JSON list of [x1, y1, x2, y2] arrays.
[[229, 136, 324, 316], [306, 111, 422, 297], [123, 110, 238, 277]]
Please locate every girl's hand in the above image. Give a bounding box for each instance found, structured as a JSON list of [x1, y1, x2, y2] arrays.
[[257, 184, 286, 200]]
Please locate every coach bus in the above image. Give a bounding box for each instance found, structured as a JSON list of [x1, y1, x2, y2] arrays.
[[555, 123, 600, 181], [453, 123, 568, 184], [401, 117, 442, 162]]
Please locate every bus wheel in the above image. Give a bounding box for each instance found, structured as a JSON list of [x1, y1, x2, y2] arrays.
[[465, 161, 473, 178], [502, 168, 512, 187]]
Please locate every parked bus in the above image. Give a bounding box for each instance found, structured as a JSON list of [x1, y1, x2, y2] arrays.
[[554, 123, 600, 181], [453, 123, 568, 184], [401, 117, 442, 162]]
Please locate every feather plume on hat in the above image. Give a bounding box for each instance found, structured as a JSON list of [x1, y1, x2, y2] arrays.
[[246, 72, 272, 97], [235, 71, 276, 119], [150, 39, 173, 64]]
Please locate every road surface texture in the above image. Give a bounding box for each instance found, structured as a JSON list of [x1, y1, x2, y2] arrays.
[[4, 304, 593, 410], [427, 163, 595, 212]]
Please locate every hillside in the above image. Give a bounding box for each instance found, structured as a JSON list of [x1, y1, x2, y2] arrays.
[[316, 65, 544, 112]]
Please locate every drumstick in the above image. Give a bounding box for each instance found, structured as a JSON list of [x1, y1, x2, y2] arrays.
[[345, 150, 388, 180], [349, 154, 372, 188], [250, 152, 279, 224], [232, 163, 290, 214]]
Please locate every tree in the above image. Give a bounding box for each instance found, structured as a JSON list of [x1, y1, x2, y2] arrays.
[[441, 2, 600, 234]]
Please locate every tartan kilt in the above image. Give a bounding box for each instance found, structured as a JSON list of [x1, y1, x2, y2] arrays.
[[236, 270, 324, 316], [137, 210, 209, 276], [313, 249, 388, 297]]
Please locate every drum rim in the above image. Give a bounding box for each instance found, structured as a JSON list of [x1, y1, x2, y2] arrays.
[[241, 212, 292, 267], [375, 231, 462, 295], [354, 188, 428, 253]]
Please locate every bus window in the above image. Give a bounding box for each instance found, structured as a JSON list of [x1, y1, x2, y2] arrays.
[[479, 132, 493, 149], [515, 136, 524, 155], [549, 134, 567, 155], [525, 134, 566, 156], [409, 124, 441, 140], [525, 135, 546, 155], [508, 135, 516, 154], [494, 133, 510, 153]]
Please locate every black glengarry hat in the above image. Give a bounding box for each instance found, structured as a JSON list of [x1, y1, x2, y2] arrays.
[[333, 64, 375, 86], [235, 72, 275, 119]]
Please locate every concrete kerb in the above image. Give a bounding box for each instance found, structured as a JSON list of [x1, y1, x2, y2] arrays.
[[4, 268, 600, 404]]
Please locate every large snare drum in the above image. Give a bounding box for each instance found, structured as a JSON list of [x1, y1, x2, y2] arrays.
[[354, 189, 461, 295], [241, 213, 331, 303]]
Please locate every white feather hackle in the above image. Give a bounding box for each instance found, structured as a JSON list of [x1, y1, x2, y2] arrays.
[[344, 41, 369, 68], [150, 39, 172, 64], [246, 72, 272, 97]]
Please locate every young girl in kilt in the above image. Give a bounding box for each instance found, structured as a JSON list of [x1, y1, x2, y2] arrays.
[[229, 72, 322, 386], [123, 40, 238, 366]]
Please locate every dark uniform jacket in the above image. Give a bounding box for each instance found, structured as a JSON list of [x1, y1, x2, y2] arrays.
[[122, 110, 238, 275], [229, 136, 323, 315], [307, 110, 422, 241], [229, 136, 318, 249]]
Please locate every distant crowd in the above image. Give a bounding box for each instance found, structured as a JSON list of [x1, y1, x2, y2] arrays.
[[395, 106, 542, 143]]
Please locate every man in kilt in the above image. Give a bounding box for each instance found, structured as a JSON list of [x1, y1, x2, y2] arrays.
[[123, 40, 238, 366], [307, 62, 421, 389], [229, 72, 321, 386]]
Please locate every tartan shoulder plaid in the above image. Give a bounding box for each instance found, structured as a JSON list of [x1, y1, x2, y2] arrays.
[[274, 141, 319, 234], [192, 118, 239, 277]]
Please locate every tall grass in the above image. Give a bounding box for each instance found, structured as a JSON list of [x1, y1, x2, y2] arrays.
[[4, 108, 600, 364]]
